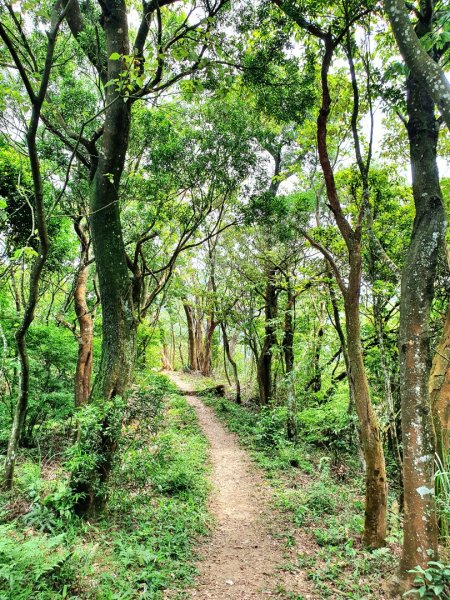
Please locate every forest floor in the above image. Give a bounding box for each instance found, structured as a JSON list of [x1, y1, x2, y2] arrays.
[[167, 372, 313, 599]]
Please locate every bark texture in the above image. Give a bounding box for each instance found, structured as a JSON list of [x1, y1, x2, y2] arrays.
[[429, 303, 450, 464], [398, 62, 446, 584], [71, 1, 136, 514], [73, 221, 94, 407], [384, 0, 450, 131]]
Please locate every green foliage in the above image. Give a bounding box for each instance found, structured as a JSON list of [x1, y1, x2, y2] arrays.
[[0, 525, 69, 599], [435, 456, 450, 541], [296, 393, 355, 452], [253, 407, 288, 448], [65, 397, 125, 506], [0, 144, 34, 251], [404, 562, 450, 598]]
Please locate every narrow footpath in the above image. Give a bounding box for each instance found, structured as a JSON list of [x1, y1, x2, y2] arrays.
[[167, 373, 311, 600]]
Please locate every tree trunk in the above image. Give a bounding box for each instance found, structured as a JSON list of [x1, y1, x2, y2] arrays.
[[201, 318, 216, 376], [89, 4, 134, 402], [74, 262, 94, 407], [314, 37, 387, 548], [283, 279, 295, 374], [384, 0, 450, 131], [71, 2, 136, 514], [256, 267, 277, 405], [345, 288, 387, 549], [195, 302, 205, 371], [184, 302, 198, 370], [283, 277, 296, 440], [1, 5, 64, 488], [73, 221, 94, 407], [429, 301, 450, 465], [311, 324, 323, 392], [221, 323, 241, 403], [161, 342, 173, 371], [397, 64, 446, 585]]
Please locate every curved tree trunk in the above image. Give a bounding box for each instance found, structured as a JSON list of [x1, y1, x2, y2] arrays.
[[71, 1, 136, 515], [1, 5, 65, 489], [384, 0, 450, 131], [316, 36, 387, 548]]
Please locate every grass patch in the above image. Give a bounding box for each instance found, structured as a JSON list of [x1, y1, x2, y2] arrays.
[[0, 374, 210, 599]]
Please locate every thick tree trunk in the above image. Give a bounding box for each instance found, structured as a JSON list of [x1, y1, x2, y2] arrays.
[[221, 323, 241, 403], [398, 66, 446, 585], [257, 268, 277, 405], [89, 5, 134, 402], [72, 2, 136, 514], [429, 302, 450, 465]]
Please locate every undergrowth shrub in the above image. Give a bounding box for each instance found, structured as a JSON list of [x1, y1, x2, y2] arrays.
[[65, 397, 125, 508], [1, 374, 210, 599], [405, 562, 450, 598], [253, 407, 287, 449], [0, 525, 69, 598], [297, 394, 354, 452]]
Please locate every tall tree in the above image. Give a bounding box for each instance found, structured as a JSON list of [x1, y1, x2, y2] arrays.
[[271, 0, 388, 548], [0, 1, 71, 489], [60, 0, 228, 512], [396, 1, 447, 588]]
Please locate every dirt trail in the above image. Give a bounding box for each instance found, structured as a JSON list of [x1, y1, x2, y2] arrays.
[[167, 373, 311, 600]]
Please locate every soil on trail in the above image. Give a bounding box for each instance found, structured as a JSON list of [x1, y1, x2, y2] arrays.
[[167, 373, 311, 600]]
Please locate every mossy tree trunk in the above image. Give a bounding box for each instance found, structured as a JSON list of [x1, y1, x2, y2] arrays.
[[397, 53, 446, 587], [71, 0, 137, 514]]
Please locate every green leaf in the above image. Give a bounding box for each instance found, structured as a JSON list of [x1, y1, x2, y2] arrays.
[[109, 52, 121, 61]]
